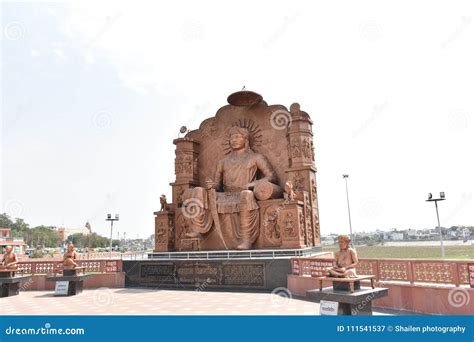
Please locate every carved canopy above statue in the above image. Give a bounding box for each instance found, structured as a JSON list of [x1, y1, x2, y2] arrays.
[[154, 91, 321, 252]]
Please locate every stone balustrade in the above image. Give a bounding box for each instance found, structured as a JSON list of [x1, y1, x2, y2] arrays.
[[16, 259, 122, 275], [291, 257, 471, 286]]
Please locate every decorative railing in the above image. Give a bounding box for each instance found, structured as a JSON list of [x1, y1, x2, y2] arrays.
[[18, 252, 123, 262], [16, 259, 122, 275], [291, 257, 472, 286]]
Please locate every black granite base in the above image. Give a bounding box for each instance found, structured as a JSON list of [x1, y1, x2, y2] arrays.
[[46, 275, 90, 296], [0, 276, 32, 298], [333, 281, 361, 292], [306, 287, 389, 316], [123, 258, 291, 292]]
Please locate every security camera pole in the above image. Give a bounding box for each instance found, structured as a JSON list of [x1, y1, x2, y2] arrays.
[[106, 213, 119, 259], [426, 192, 446, 257]]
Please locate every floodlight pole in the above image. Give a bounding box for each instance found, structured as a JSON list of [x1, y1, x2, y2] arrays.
[[343, 174, 354, 246], [106, 214, 119, 259], [426, 195, 445, 258]]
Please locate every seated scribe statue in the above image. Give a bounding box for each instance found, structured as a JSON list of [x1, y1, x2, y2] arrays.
[[325, 235, 358, 278], [63, 243, 78, 267], [0, 245, 18, 270], [186, 126, 278, 250]]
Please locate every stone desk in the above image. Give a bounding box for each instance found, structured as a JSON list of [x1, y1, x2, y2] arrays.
[[315, 275, 376, 293], [0, 269, 32, 298]]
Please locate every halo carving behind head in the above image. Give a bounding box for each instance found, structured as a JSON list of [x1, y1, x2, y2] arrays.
[[222, 119, 262, 154]]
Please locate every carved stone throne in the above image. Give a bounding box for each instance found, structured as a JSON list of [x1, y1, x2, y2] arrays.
[[154, 91, 321, 252]]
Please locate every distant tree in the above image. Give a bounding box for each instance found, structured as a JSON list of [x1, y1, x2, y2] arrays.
[[0, 213, 14, 229], [66, 233, 122, 249], [67, 233, 88, 247], [12, 218, 30, 236], [2, 214, 123, 249], [28, 226, 61, 248]]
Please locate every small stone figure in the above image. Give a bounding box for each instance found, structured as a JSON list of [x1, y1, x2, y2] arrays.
[[284, 181, 296, 201], [63, 243, 78, 267], [325, 235, 358, 278], [0, 246, 18, 270], [160, 194, 169, 211]]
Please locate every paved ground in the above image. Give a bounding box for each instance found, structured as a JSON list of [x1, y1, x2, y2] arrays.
[[0, 288, 393, 315]]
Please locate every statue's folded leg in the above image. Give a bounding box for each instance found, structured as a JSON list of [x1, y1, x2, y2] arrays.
[[236, 190, 260, 250], [188, 187, 213, 238]]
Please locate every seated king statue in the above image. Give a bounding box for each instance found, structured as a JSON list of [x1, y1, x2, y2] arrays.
[[185, 126, 277, 250]]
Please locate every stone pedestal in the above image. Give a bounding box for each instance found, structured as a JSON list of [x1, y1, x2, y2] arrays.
[[306, 287, 389, 316], [124, 257, 293, 291], [333, 280, 361, 292], [0, 275, 32, 297], [46, 274, 91, 296]]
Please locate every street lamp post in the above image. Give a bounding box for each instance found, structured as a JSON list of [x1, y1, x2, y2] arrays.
[[342, 174, 354, 246], [106, 214, 119, 259], [426, 192, 446, 258]]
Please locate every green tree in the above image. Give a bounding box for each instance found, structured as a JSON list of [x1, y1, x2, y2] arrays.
[[27, 226, 61, 248], [66, 233, 122, 249], [0, 213, 14, 229]]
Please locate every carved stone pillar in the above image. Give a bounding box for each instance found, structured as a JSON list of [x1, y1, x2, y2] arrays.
[[170, 138, 200, 207], [279, 201, 306, 248], [285, 103, 321, 246], [154, 211, 175, 252]]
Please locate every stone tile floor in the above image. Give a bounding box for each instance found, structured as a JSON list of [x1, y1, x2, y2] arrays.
[[0, 288, 395, 315]]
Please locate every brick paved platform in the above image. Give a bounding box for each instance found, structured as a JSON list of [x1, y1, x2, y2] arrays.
[[0, 288, 394, 315]]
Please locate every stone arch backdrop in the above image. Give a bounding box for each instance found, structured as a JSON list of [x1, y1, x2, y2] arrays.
[[155, 91, 321, 251]]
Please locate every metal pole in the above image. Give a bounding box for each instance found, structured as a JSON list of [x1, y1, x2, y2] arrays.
[[434, 201, 445, 257], [343, 175, 353, 243], [109, 220, 114, 259]]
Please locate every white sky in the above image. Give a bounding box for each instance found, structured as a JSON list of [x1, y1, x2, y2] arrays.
[[1, 0, 473, 239]]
